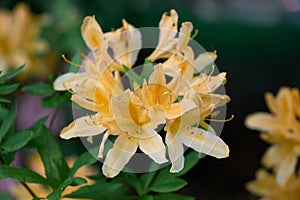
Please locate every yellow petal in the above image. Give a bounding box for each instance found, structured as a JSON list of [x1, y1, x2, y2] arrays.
[[138, 134, 168, 164], [102, 134, 138, 178], [276, 151, 297, 185], [165, 98, 197, 119], [81, 16, 104, 50], [149, 65, 167, 86], [245, 112, 283, 132], [166, 132, 184, 173], [60, 115, 106, 139], [179, 128, 229, 158]]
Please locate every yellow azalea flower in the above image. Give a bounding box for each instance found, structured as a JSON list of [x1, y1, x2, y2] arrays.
[[103, 90, 168, 178], [245, 87, 300, 185], [164, 95, 229, 172], [0, 3, 49, 79], [56, 10, 231, 178], [81, 16, 141, 71], [246, 169, 300, 200], [9, 153, 98, 200], [148, 9, 178, 61]]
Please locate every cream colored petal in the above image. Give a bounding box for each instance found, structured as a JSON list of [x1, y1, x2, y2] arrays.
[[276, 152, 297, 185], [194, 52, 217, 73], [110, 90, 136, 132], [158, 9, 178, 44], [245, 112, 282, 132], [102, 134, 138, 178], [165, 98, 197, 119], [110, 19, 142, 67], [60, 115, 106, 139], [149, 105, 166, 125], [138, 134, 168, 164], [176, 22, 193, 52], [71, 94, 99, 112], [53, 72, 86, 91], [261, 145, 284, 168], [167, 73, 181, 95], [148, 9, 178, 61], [81, 16, 104, 50], [179, 128, 229, 158], [149, 65, 167, 86], [166, 132, 184, 173], [98, 132, 110, 158]]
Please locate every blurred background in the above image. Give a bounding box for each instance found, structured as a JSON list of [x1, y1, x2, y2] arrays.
[[1, 0, 300, 199]]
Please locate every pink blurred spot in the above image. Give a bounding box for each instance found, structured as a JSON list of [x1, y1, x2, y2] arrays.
[[282, 0, 300, 12]]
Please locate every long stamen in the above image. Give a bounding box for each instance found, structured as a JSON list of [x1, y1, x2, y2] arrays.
[[62, 54, 81, 67], [191, 29, 199, 39], [207, 114, 234, 122], [63, 82, 74, 94]]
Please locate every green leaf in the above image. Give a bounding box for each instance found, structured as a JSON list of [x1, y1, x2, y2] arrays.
[[1, 130, 34, 152], [64, 182, 124, 199], [0, 103, 17, 143], [47, 177, 86, 200], [0, 165, 48, 184], [22, 82, 55, 96], [0, 97, 10, 104], [118, 172, 143, 196], [28, 125, 69, 188], [0, 65, 25, 83], [0, 83, 19, 95], [123, 65, 143, 87], [153, 194, 194, 200], [70, 177, 87, 186], [139, 162, 160, 193], [68, 147, 98, 177], [149, 177, 187, 193], [172, 150, 200, 177], [42, 94, 67, 108], [1, 152, 14, 165], [140, 195, 154, 200], [141, 59, 154, 81]]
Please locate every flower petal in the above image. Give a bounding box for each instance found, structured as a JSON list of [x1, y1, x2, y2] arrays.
[[245, 112, 283, 132], [60, 115, 106, 139], [276, 152, 297, 185], [194, 52, 217, 73], [165, 98, 197, 119], [166, 132, 184, 173], [176, 22, 193, 52], [102, 134, 138, 178], [179, 128, 229, 158], [53, 72, 86, 91], [138, 134, 168, 164], [81, 16, 104, 50]]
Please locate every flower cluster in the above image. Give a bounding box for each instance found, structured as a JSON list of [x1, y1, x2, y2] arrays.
[[0, 3, 49, 79], [245, 87, 300, 199], [54, 9, 230, 178]]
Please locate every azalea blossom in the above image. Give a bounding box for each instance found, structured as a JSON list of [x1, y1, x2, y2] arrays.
[[55, 9, 230, 178], [246, 169, 300, 200], [245, 87, 300, 185]]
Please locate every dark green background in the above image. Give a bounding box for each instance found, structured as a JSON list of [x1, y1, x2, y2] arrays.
[[1, 0, 300, 199]]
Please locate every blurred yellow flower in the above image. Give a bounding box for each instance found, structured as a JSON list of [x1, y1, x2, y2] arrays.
[[245, 87, 300, 185], [246, 169, 300, 200], [9, 152, 98, 199], [0, 3, 49, 79]]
